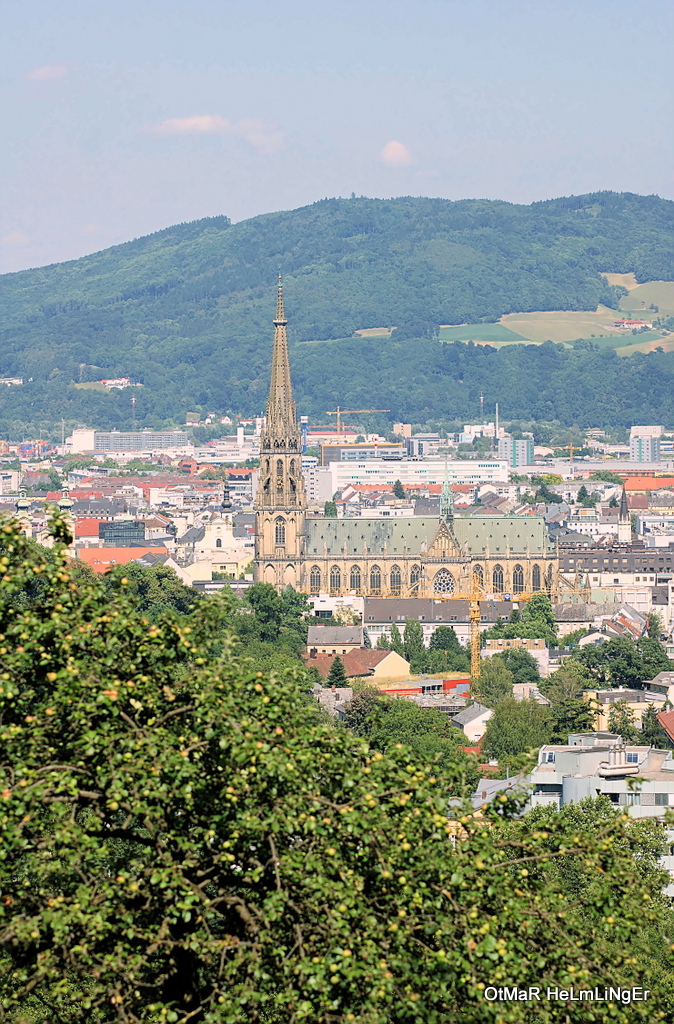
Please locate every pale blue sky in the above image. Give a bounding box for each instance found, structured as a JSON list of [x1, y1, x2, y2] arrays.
[[1, 0, 673, 273]]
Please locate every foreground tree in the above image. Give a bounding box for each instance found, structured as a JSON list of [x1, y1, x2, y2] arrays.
[[0, 515, 674, 1022]]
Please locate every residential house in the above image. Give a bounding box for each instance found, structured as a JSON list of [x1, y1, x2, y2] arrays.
[[307, 625, 364, 656], [451, 702, 492, 744]]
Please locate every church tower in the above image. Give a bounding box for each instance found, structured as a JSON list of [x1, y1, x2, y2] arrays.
[[617, 485, 631, 543], [254, 277, 306, 588]]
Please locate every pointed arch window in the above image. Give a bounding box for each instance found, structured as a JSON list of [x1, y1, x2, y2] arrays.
[[532, 564, 541, 591], [433, 568, 455, 594], [546, 563, 554, 592], [370, 565, 381, 594], [472, 564, 484, 586], [275, 519, 286, 545], [390, 564, 402, 595], [410, 564, 421, 588], [309, 566, 321, 593], [513, 564, 524, 593], [329, 565, 341, 594], [350, 565, 361, 591], [493, 564, 504, 593], [276, 459, 283, 477]]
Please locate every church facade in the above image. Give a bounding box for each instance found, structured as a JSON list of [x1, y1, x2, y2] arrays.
[[254, 282, 558, 598]]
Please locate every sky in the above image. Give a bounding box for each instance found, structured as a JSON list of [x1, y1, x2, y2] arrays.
[[1, 0, 673, 274]]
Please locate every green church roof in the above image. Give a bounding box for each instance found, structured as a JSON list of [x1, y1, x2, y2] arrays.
[[303, 515, 549, 557]]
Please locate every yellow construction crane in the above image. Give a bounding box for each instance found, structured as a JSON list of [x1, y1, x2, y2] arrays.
[[567, 443, 583, 461], [326, 407, 390, 437], [435, 573, 533, 698]]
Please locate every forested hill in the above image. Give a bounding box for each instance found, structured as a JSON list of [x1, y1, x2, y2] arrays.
[[1, 191, 674, 437]]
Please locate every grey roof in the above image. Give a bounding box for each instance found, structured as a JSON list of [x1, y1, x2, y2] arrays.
[[133, 552, 171, 569], [553, 602, 625, 621], [303, 514, 549, 558], [307, 625, 363, 646], [177, 525, 205, 544], [472, 776, 525, 809], [452, 701, 491, 726], [364, 596, 514, 623]]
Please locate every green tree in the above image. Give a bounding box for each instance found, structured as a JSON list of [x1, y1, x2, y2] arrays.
[[403, 618, 426, 671], [574, 636, 671, 689], [492, 647, 540, 685], [550, 696, 597, 742], [591, 470, 625, 484], [648, 611, 664, 640], [429, 625, 463, 653], [323, 500, 338, 518], [393, 479, 406, 499], [641, 705, 672, 748], [476, 658, 514, 708], [482, 698, 552, 760], [541, 662, 591, 701], [362, 627, 372, 649], [608, 700, 640, 742], [388, 622, 405, 657], [577, 484, 589, 502], [326, 655, 349, 688], [104, 562, 200, 621], [0, 515, 674, 1018]]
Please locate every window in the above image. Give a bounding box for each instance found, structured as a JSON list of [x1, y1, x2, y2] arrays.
[[410, 564, 421, 588], [626, 752, 639, 764], [493, 564, 504, 593], [349, 565, 361, 591], [433, 568, 456, 594], [276, 459, 283, 477], [545, 752, 555, 763], [390, 564, 402, 595], [275, 519, 286, 545], [513, 564, 524, 593], [619, 793, 641, 806], [329, 565, 341, 593], [309, 566, 321, 593], [215, 537, 222, 548], [546, 564, 554, 591], [473, 564, 484, 586], [655, 793, 670, 806], [532, 564, 541, 591], [370, 565, 381, 594]]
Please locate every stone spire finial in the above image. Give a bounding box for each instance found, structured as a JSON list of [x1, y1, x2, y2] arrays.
[[440, 456, 454, 521], [273, 272, 287, 326]]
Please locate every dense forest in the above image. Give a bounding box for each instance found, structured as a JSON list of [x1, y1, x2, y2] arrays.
[[1, 191, 673, 438]]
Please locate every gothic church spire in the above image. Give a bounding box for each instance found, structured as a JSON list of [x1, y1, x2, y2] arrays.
[[265, 274, 297, 437]]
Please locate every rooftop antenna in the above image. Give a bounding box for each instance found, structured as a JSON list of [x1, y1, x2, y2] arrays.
[[479, 392, 484, 420]]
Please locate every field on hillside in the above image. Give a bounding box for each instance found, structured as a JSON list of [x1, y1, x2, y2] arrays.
[[438, 324, 526, 343], [619, 281, 674, 317], [602, 272, 640, 290], [498, 305, 624, 344]]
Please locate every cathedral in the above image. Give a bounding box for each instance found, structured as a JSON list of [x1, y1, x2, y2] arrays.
[[254, 280, 557, 599]]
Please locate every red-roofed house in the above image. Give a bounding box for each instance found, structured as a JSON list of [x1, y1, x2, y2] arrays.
[[657, 710, 674, 745], [305, 647, 411, 681], [76, 546, 168, 571]]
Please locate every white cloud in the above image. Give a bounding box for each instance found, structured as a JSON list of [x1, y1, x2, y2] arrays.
[[381, 140, 414, 167], [151, 115, 232, 135], [149, 114, 284, 154], [27, 64, 67, 81]]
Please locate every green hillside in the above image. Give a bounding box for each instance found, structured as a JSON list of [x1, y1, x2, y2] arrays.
[[1, 191, 674, 437]]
